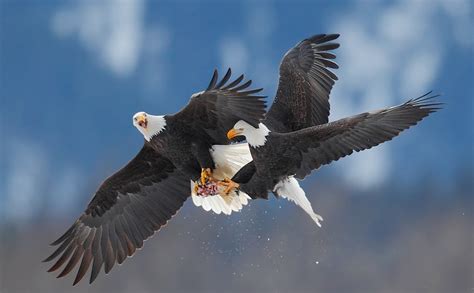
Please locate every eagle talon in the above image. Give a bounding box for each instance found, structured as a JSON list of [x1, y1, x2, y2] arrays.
[[218, 178, 240, 195], [193, 183, 200, 194], [200, 168, 213, 185]]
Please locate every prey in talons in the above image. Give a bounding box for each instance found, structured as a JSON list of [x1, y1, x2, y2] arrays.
[[193, 176, 239, 197], [218, 178, 240, 195], [194, 168, 220, 196]]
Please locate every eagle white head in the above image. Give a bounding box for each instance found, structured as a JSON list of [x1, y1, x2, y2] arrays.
[[133, 112, 166, 141], [227, 120, 270, 147]]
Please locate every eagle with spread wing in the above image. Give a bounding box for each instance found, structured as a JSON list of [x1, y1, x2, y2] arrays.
[[43, 69, 267, 284], [227, 93, 441, 227]]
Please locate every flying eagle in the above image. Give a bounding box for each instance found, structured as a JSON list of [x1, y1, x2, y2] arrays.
[[43, 69, 266, 284], [43, 33, 341, 285], [192, 33, 340, 214], [226, 93, 441, 226]]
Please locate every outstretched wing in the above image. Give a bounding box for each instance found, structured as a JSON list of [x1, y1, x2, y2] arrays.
[[283, 93, 441, 179], [265, 34, 340, 132], [173, 68, 266, 144], [44, 144, 190, 285]]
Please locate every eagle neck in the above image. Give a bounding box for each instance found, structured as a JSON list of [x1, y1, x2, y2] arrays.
[[246, 123, 270, 148], [144, 115, 167, 141]]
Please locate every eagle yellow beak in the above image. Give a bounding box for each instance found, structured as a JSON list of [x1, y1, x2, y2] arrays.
[[136, 115, 148, 129], [227, 128, 242, 140]]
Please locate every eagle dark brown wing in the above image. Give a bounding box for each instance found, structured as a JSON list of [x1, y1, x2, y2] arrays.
[[172, 68, 266, 144], [283, 93, 442, 179], [43, 144, 190, 285], [265, 34, 340, 132]]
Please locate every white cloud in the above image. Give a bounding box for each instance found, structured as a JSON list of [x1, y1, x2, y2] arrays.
[[436, 0, 473, 48], [3, 139, 84, 224], [245, 2, 278, 92], [401, 50, 441, 97], [329, 0, 454, 190], [48, 167, 83, 217], [218, 2, 278, 95], [141, 26, 172, 99], [245, 2, 276, 41], [377, 1, 433, 49], [344, 146, 391, 190], [333, 20, 393, 96], [102, 1, 144, 76], [51, 0, 145, 77], [4, 141, 47, 223], [219, 37, 249, 75]]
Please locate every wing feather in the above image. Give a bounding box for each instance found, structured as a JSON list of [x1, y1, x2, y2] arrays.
[[173, 68, 266, 144], [265, 34, 340, 132], [222, 74, 244, 90], [74, 246, 93, 285], [44, 144, 190, 285], [284, 93, 442, 178]]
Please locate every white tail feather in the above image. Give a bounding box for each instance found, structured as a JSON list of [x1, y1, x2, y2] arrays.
[[274, 176, 323, 227], [191, 143, 252, 215]]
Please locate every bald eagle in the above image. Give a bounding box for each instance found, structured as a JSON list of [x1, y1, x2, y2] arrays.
[[132, 68, 266, 184], [43, 69, 266, 284], [43, 33, 341, 285], [192, 33, 341, 214], [226, 93, 441, 226]]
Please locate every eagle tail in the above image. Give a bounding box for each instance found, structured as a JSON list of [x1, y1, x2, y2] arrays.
[[274, 176, 323, 227]]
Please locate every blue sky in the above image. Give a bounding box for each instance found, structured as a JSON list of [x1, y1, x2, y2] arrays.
[[0, 0, 473, 223]]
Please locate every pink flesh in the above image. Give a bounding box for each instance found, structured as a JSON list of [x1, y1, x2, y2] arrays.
[[196, 181, 220, 197]]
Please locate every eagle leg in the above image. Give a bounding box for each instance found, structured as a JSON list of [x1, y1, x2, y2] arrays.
[[193, 183, 200, 194], [218, 178, 240, 195], [200, 168, 213, 185]]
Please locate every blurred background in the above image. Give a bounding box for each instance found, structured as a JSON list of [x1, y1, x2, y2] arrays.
[[1, 0, 473, 292]]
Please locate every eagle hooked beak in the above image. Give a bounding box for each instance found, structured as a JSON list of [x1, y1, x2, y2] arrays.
[[227, 128, 243, 140], [136, 114, 148, 129]]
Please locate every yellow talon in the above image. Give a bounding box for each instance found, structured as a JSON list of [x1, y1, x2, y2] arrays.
[[218, 178, 240, 195], [193, 182, 200, 194], [200, 168, 212, 185]]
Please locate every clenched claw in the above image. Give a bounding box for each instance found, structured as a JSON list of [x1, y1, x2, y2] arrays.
[[218, 178, 240, 195], [193, 182, 200, 194], [200, 168, 213, 185]]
